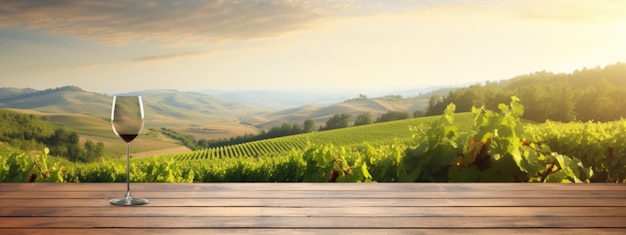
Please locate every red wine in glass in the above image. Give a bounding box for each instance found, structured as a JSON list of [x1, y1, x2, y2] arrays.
[[110, 96, 149, 206], [118, 134, 139, 143]]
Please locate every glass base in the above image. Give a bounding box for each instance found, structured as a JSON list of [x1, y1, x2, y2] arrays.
[[110, 197, 149, 206]]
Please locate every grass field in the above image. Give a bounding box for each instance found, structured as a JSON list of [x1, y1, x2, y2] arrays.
[[43, 111, 189, 157], [5, 107, 472, 160], [6, 108, 257, 158], [156, 113, 475, 160], [291, 112, 474, 147]]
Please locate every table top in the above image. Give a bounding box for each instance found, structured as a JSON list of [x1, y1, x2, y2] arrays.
[[1, 183, 626, 234]]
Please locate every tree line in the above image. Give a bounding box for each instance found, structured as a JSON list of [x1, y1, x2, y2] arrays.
[[197, 120, 317, 149], [0, 109, 104, 162], [320, 110, 415, 131], [0, 86, 84, 103], [426, 62, 626, 122], [164, 109, 417, 150], [210, 110, 416, 148]]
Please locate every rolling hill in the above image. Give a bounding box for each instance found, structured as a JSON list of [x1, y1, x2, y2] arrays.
[[1, 86, 436, 137], [0, 86, 263, 134], [0, 87, 265, 157], [161, 112, 475, 161], [0, 86, 436, 157], [198, 90, 353, 109], [246, 96, 428, 128], [0, 86, 111, 115]]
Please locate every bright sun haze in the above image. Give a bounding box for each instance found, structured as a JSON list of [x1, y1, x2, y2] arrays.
[[1, 0, 625, 94]]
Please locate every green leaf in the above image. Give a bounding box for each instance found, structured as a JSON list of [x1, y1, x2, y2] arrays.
[[510, 96, 520, 103], [360, 164, 373, 182], [510, 96, 525, 117], [498, 103, 508, 113], [545, 170, 569, 183], [508, 146, 522, 166], [480, 167, 515, 182], [448, 165, 480, 182]]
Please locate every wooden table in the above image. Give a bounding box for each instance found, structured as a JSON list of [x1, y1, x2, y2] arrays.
[[1, 183, 625, 234]]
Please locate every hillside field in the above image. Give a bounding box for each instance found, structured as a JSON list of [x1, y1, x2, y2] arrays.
[[158, 112, 475, 160], [3, 108, 256, 158], [3, 104, 625, 183]]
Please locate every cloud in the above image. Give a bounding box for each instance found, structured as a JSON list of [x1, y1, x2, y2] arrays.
[[506, 0, 626, 24], [4, 0, 621, 48], [47, 63, 102, 72], [0, 0, 353, 45], [134, 51, 217, 63], [73, 64, 102, 70]]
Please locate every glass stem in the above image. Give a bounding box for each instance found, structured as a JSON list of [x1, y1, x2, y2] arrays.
[[125, 142, 131, 198]]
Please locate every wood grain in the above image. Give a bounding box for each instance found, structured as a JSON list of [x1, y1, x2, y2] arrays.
[[0, 183, 625, 234]]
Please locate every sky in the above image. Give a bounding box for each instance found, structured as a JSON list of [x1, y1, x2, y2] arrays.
[[1, 0, 625, 94]]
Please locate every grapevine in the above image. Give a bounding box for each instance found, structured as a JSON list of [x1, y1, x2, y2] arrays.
[[3, 97, 626, 182]]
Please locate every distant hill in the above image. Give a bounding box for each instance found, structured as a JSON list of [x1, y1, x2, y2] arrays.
[[0, 86, 432, 157], [0, 86, 112, 116], [120, 89, 266, 116], [384, 86, 460, 99], [246, 96, 428, 128], [198, 86, 450, 110], [0, 87, 263, 142], [0, 87, 38, 100], [199, 90, 352, 109], [0, 86, 263, 121], [0, 85, 446, 138], [3, 62, 624, 160]]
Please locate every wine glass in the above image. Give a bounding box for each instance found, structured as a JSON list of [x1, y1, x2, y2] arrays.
[[109, 96, 149, 206]]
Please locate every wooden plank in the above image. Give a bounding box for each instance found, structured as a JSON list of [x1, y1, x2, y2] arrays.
[[2, 189, 625, 199], [2, 206, 626, 217], [2, 183, 625, 192], [2, 183, 626, 234], [1, 228, 626, 235], [1, 198, 625, 207], [2, 216, 626, 228]]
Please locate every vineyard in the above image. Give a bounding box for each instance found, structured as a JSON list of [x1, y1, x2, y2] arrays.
[[1, 97, 626, 183], [166, 113, 474, 160], [527, 120, 626, 182], [168, 138, 308, 160]]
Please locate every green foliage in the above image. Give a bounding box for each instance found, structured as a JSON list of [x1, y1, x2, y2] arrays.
[[4, 98, 626, 183], [363, 142, 405, 182], [0, 148, 66, 183], [398, 103, 460, 182], [82, 140, 104, 162], [162, 115, 469, 168], [427, 62, 626, 122], [527, 120, 626, 182], [177, 151, 304, 182], [455, 97, 552, 182], [46, 128, 82, 161], [300, 143, 372, 182], [0, 86, 83, 103], [0, 108, 105, 162], [412, 109, 426, 118], [160, 127, 199, 150], [375, 110, 411, 123], [354, 112, 374, 126], [320, 113, 351, 131], [0, 109, 54, 149], [169, 138, 308, 160], [258, 123, 304, 140], [303, 119, 316, 133], [400, 97, 592, 182], [201, 120, 313, 149]]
